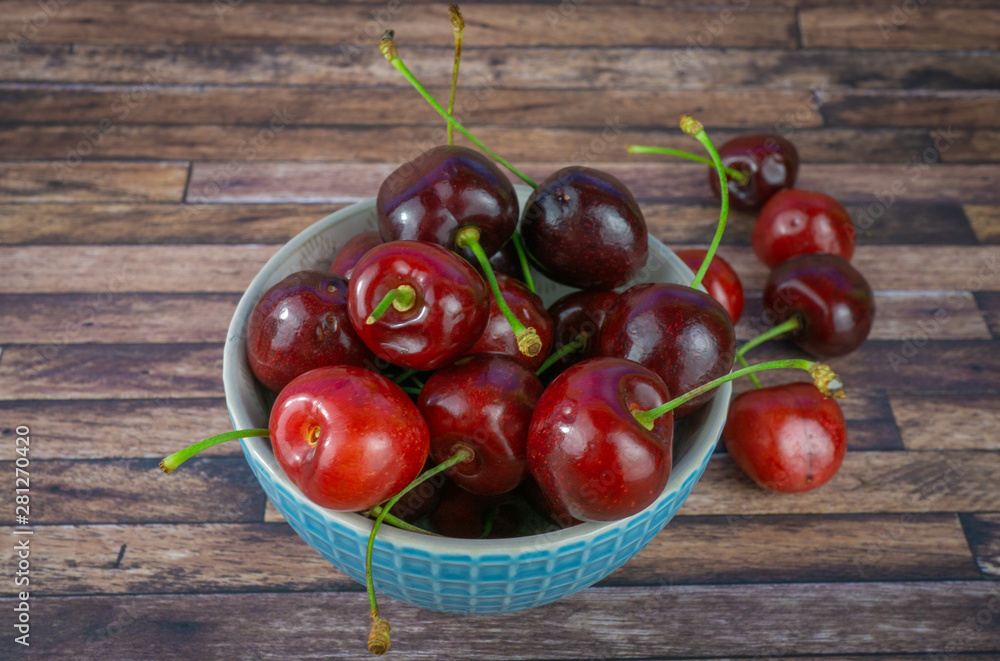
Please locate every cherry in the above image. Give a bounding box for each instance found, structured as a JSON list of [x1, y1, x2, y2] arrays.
[[430, 481, 528, 538], [382, 458, 446, 523], [599, 283, 736, 418], [330, 231, 382, 279], [521, 166, 648, 290], [760, 253, 875, 359], [708, 134, 799, 212], [246, 270, 377, 393], [347, 240, 489, 370], [547, 289, 619, 369], [753, 188, 856, 268], [487, 240, 522, 279], [524, 477, 582, 530], [417, 353, 544, 495], [465, 274, 554, 371], [723, 382, 847, 493], [675, 248, 745, 323]]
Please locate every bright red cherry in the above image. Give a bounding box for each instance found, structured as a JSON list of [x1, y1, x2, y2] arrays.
[[527, 357, 673, 522], [675, 248, 745, 323], [599, 283, 735, 418], [347, 240, 489, 370], [521, 167, 648, 290], [330, 231, 382, 279], [546, 290, 619, 370], [246, 270, 377, 393], [708, 133, 799, 212], [418, 354, 544, 495], [763, 253, 874, 359], [723, 382, 846, 493], [268, 365, 430, 511], [753, 188, 856, 268], [464, 274, 554, 371]]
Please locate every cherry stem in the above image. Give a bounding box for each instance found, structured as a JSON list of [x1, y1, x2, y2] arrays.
[[627, 144, 748, 184], [457, 227, 542, 358], [159, 428, 269, 473], [736, 353, 762, 389], [632, 359, 844, 429], [510, 232, 536, 293], [736, 317, 802, 359], [680, 115, 728, 291], [401, 386, 422, 395], [447, 4, 464, 146], [361, 505, 441, 536], [536, 332, 588, 375], [379, 32, 537, 189], [479, 506, 498, 538], [392, 368, 418, 385], [366, 285, 416, 325], [366, 449, 472, 655]]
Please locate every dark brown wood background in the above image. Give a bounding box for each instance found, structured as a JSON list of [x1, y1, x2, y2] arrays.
[[1, 0, 999, 659]]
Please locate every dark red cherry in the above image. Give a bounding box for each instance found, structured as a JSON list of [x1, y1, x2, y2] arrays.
[[417, 353, 544, 496], [521, 166, 648, 290], [723, 382, 847, 493], [753, 188, 856, 268], [430, 481, 529, 539], [524, 477, 582, 530], [347, 240, 489, 370], [547, 289, 619, 369], [599, 283, 735, 418], [527, 357, 673, 522], [675, 248, 745, 323], [708, 133, 799, 212], [329, 231, 382, 279], [376, 145, 519, 262], [487, 239, 523, 280], [246, 270, 377, 393], [464, 274, 554, 371], [763, 253, 874, 359], [388, 458, 446, 523]]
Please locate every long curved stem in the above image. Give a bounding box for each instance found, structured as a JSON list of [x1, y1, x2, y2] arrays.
[[736, 317, 802, 359], [736, 353, 762, 389], [680, 116, 728, 291], [510, 232, 536, 293], [361, 505, 440, 536], [160, 428, 269, 473], [447, 5, 464, 146], [536, 332, 588, 375], [627, 144, 748, 183], [379, 32, 537, 189]]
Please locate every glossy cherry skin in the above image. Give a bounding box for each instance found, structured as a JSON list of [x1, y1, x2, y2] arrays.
[[268, 365, 429, 511], [527, 357, 673, 522], [763, 253, 874, 359], [547, 290, 619, 369], [329, 231, 382, 279], [675, 249, 745, 324], [464, 274, 554, 371], [599, 283, 736, 418], [246, 270, 377, 393], [347, 240, 489, 370], [723, 382, 846, 493], [521, 166, 648, 290], [377, 145, 519, 264], [430, 481, 529, 539], [524, 477, 582, 530], [753, 188, 856, 268], [418, 354, 544, 495], [708, 133, 799, 212]]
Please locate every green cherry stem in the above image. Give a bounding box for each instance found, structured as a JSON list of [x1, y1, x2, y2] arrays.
[[361, 505, 440, 536], [736, 353, 763, 389], [632, 359, 844, 430], [366, 449, 471, 655], [159, 428, 269, 473], [456, 227, 542, 358], [366, 284, 416, 325], [736, 317, 802, 359], [680, 115, 728, 292], [536, 332, 588, 375], [379, 32, 537, 189], [447, 4, 464, 146], [510, 232, 536, 293], [392, 368, 418, 385], [627, 144, 748, 184]]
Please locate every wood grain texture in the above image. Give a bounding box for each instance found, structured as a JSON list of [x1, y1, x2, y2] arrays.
[[821, 91, 1000, 129], [962, 512, 1000, 578], [892, 396, 1000, 451], [0, 161, 188, 203], [967, 204, 1000, 243], [2, 583, 997, 660], [975, 291, 1000, 338], [800, 7, 1000, 50]]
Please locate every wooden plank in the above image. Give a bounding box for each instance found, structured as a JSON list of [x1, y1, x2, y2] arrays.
[[4, 46, 997, 90], [0, 398, 235, 460], [963, 513, 1000, 578], [0, 2, 798, 47], [0, 343, 224, 400], [966, 204, 1000, 244], [2, 583, 997, 659], [0, 161, 188, 203], [821, 92, 1000, 130], [800, 7, 1000, 50], [975, 291, 1000, 338], [0, 457, 265, 525], [892, 395, 1000, 451], [1, 514, 978, 597]]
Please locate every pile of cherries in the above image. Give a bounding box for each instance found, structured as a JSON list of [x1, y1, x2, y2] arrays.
[[159, 9, 874, 655]]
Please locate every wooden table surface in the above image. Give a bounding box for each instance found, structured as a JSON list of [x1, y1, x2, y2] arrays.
[[2, 0, 1000, 659]]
